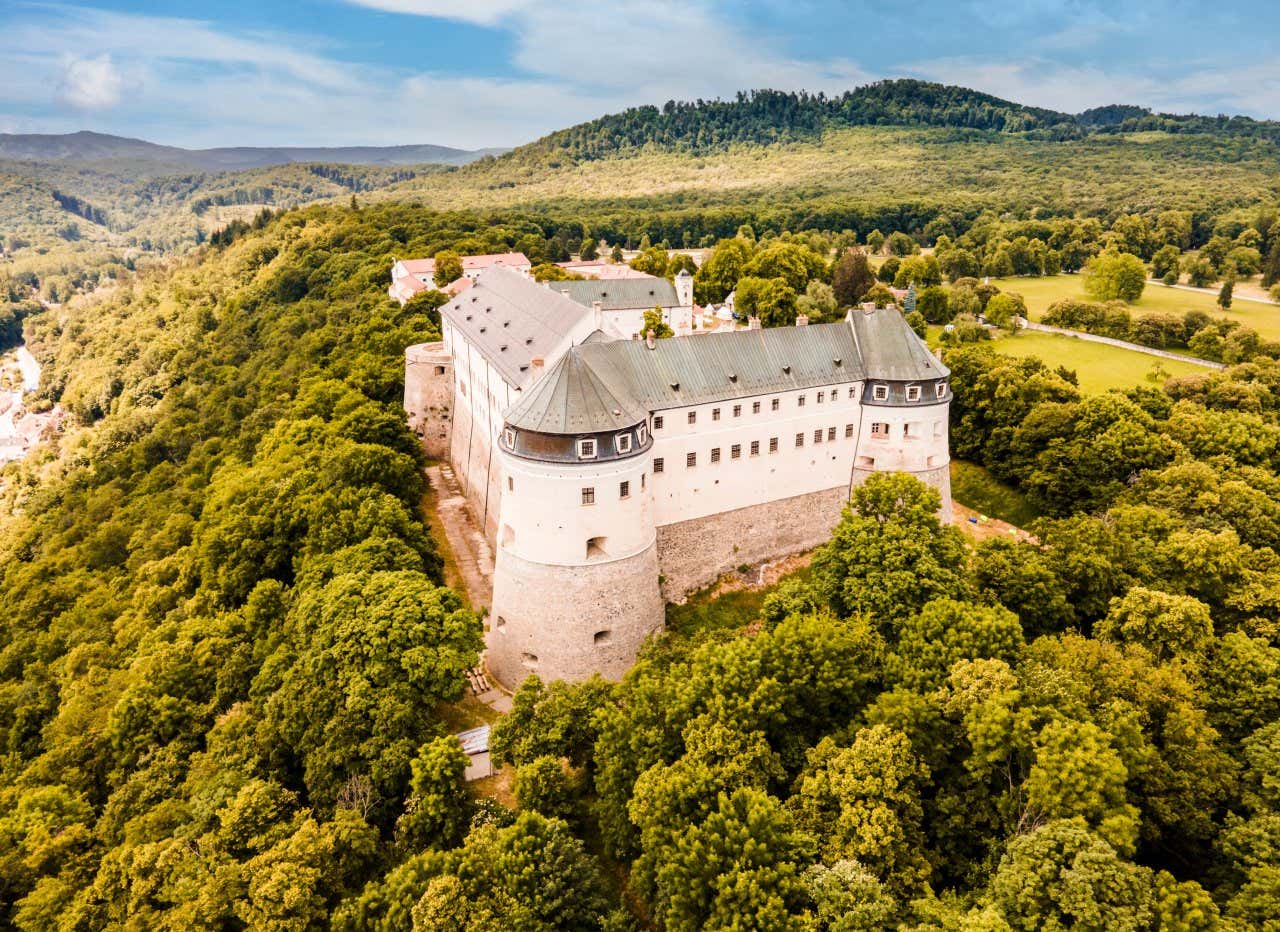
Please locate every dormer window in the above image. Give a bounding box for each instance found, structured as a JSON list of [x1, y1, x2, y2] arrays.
[[503, 428, 516, 448], [637, 423, 648, 445], [935, 382, 947, 399], [616, 433, 633, 454], [873, 384, 888, 401], [577, 438, 597, 459], [906, 385, 921, 402]]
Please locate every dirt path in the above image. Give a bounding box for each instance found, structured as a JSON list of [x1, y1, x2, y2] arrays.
[[423, 463, 510, 712]]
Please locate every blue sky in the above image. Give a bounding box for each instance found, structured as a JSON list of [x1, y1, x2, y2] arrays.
[[1, 0, 1277, 149]]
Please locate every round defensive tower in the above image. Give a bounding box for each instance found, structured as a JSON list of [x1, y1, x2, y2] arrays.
[[848, 305, 953, 520], [488, 349, 663, 688]]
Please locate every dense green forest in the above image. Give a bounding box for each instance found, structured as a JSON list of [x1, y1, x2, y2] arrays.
[[516, 80, 1280, 161], [1, 200, 1279, 928]]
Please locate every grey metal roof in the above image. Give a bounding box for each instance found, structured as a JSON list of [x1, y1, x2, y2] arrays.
[[440, 266, 591, 387], [554, 278, 680, 311], [848, 306, 949, 382], [504, 348, 649, 434], [576, 322, 864, 411]]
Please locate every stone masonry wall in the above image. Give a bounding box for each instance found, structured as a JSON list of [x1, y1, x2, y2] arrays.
[[657, 484, 849, 601], [405, 343, 453, 461], [488, 541, 664, 688]]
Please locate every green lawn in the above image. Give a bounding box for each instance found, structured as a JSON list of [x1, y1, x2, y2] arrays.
[[950, 460, 1041, 527], [986, 330, 1208, 393], [991, 274, 1280, 341]]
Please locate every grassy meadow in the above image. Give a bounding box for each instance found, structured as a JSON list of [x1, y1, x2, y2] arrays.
[[949, 460, 1042, 527], [986, 329, 1209, 392], [991, 274, 1280, 341]]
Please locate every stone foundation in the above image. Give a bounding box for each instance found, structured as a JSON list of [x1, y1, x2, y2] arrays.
[[488, 541, 664, 688], [656, 485, 850, 601]]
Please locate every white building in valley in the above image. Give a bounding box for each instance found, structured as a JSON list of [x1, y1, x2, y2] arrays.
[[405, 265, 951, 688]]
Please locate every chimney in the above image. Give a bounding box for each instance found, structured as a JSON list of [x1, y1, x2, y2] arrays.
[[645, 329, 657, 350], [531, 356, 545, 377], [795, 314, 809, 327], [748, 316, 762, 330], [861, 302, 876, 314], [592, 299, 604, 330]]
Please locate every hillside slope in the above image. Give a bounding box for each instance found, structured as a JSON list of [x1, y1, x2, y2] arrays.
[[0, 130, 503, 170]]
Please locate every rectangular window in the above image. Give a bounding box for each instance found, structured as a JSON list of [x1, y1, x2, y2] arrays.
[[907, 385, 922, 402], [687, 452, 697, 468], [817, 391, 825, 404], [711, 447, 721, 463], [795, 433, 805, 447], [873, 384, 888, 401], [845, 423, 854, 438], [769, 437, 778, 453], [828, 426, 837, 442], [581, 487, 595, 505], [616, 433, 633, 454], [798, 395, 806, 407], [503, 427, 516, 448], [619, 480, 630, 499], [750, 440, 760, 456], [733, 404, 742, 417], [638, 423, 649, 445], [771, 398, 780, 411], [688, 411, 697, 425], [577, 438, 597, 459], [712, 408, 721, 421], [814, 429, 823, 444], [936, 382, 947, 399], [849, 386, 857, 399], [654, 457, 664, 473], [752, 401, 761, 414], [641, 473, 646, 489], [508, 476, 514, 491], [871, 422, 890, 437], [654, 415, 664, 430], [731, 444, 741, 460]]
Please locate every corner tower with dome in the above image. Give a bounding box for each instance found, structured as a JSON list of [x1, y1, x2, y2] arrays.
[[405, 265, 951, 687]]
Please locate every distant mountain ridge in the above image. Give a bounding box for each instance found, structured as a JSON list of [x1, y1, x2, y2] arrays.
[[0, 130, 506, 171], [520, 79, 1280, 162]]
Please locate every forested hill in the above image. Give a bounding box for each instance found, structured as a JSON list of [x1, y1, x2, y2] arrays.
[[518, 79, 1280, 162], [0, 130, 503, 171]]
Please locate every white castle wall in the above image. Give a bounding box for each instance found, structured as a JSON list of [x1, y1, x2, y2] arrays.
[[488, 444, 663, 685]]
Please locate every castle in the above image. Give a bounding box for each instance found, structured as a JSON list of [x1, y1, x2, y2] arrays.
[[404, 264, 951, 688]]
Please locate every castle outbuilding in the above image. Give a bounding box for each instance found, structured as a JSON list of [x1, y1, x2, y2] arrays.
[[405, 265, 951, 687]]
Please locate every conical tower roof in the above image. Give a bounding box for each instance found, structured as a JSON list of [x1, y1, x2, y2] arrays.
[[504, 347, 648, 435]]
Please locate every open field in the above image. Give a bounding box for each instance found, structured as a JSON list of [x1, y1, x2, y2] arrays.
[[991, 274, 1280, 341], [986, 330, 1208, 393]]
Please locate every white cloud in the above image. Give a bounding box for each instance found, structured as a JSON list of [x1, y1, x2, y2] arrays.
[[58, 54, 124, 110], [903, 54, 1280, 120], [343, 0, 535, 26]]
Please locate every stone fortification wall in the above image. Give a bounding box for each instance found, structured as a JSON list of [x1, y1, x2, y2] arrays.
[[448, 400, 502, 544], [405, 343, 454, 461], [488, 541, 664, 688], [657, 484, 849, 601]]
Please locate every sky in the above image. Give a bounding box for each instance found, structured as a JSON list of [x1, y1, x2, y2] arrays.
[[1, 0, 1278, 150]]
